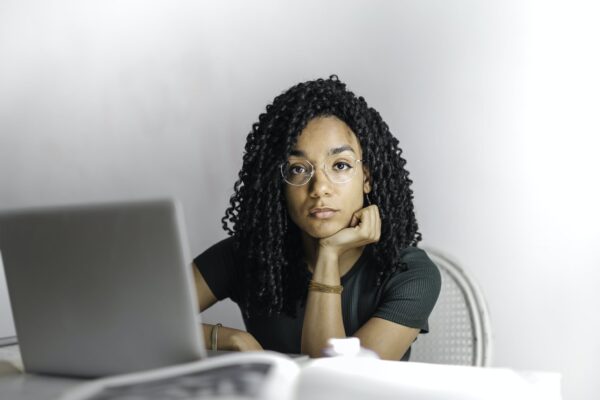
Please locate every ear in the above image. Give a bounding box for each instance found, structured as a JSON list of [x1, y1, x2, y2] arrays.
[[363, 166, 372, 194]]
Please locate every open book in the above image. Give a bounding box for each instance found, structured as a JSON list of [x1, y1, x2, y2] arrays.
[[59, 351, 300, 400], [59, 350, 561, 400]]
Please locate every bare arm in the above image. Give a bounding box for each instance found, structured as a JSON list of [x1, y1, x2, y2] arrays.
[[300, 251, 346, 357], [192, 263, 218, 311], [300, 205, 419, 360], [354, 318, 419, 360], [192, 263, 263, 351]]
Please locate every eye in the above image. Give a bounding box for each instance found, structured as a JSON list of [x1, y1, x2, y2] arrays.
[[332, 161, 352, 172], [289, 164, 307, 175]]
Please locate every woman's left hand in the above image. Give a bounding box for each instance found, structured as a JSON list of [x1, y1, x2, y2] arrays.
[[319, 205, 381, 257]]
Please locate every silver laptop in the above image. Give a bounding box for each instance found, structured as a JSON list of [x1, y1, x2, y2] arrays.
[[0, 199, 206, 377]]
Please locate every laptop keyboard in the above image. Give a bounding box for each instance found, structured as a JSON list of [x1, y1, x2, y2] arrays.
[[86, 363, 273, 400]]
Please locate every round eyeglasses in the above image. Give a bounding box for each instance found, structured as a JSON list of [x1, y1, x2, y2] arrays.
[[280, 155, 363, 186]]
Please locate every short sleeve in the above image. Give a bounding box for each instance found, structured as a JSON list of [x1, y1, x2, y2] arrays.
[[374, 248, 441, 332], [193, 237, 238, 301]]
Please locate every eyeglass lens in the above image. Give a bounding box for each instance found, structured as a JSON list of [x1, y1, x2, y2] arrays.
[[282, 155, 359, 185]]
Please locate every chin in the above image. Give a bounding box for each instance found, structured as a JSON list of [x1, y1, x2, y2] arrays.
[[304, 221, 347, 239]]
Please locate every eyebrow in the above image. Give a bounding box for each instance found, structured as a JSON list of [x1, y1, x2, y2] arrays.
[[289, 145, 356, 158]]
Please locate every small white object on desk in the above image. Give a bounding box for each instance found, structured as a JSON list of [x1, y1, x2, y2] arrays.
[[322, 337, 379, 358]]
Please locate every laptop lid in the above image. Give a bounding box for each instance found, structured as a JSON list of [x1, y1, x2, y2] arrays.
[[0, 199, 206, 377]]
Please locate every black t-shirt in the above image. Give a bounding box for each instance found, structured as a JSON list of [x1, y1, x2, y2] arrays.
[[194, 237, 441, 360]]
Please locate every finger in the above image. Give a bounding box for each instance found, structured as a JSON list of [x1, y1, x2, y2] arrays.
[[352, 206, 378, 242], [370, 207, 378, 241], [350, 213, 360, 228], [350, 207, 367, 228], [374, 207, 381, 241], [358, 206, 373, 239], [361, 208, 376, 241], [361, 206, 378, 243]]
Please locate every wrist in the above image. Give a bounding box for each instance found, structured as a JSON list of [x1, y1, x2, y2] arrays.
[[220, 328, 254, 351], [312, 250, 341, 285], [210, 323, 223, 351], [213, 326, 238, 351], [308, 280, 343, 294], [317, 243, 341, 262]]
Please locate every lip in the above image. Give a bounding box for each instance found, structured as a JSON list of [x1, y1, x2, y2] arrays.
[[309, 207, 339, 219]]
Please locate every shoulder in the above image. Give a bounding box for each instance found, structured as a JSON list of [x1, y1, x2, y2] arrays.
[[202, 236, 236, 253], [384, 247, 441, 297], [194, 236, 237, 264], [370, 246, 441, 331], [193, 236, 241, 301], [400, 247, 440, 274]]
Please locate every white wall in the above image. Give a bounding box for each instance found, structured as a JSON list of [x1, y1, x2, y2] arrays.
[[0, 1, 598, 399]]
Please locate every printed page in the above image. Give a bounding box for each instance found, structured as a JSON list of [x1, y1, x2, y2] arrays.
[[60, 352, 300, 400]]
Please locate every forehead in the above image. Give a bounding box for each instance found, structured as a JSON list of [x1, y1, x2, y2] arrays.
[[291, 116, 362, 157]]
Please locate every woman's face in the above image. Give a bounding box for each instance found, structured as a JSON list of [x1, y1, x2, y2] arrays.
[[284, 116, 371, 239]]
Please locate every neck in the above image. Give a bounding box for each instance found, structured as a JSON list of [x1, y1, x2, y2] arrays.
[[301, 233, 365, 277]]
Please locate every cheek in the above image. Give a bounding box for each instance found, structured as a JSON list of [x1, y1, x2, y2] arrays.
[[346, 181, 367, 210], [284, 188, 303, 220]]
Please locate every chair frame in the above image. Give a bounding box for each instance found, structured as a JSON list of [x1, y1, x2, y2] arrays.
[[421, 247, 493, 367]]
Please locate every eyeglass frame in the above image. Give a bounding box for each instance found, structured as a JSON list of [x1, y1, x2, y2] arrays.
[[279, 156, 364, 186]]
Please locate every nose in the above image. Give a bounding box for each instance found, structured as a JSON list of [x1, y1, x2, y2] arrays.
[[308, 165, 332, 198]]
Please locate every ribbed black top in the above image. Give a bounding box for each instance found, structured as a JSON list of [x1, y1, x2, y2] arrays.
[[195, 237, 441, 360]]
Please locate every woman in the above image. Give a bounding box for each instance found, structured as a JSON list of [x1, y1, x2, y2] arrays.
[[192, 75, 441, 361]]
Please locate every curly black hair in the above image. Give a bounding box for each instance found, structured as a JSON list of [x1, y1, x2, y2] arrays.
[[222, 75, 421, 318]]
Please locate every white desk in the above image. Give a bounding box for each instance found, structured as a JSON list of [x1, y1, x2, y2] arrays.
[[0, 345, 562, 400], [0, 345, 83, 400]]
